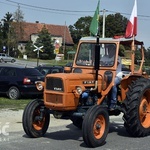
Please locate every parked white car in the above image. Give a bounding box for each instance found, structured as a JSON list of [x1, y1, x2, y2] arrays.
[[0, 53, 16, 63]]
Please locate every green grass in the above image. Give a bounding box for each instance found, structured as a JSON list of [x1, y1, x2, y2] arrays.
[[0, 59, 73, 111], [18, 58, 73, 66], [0, 97, 32, 110]]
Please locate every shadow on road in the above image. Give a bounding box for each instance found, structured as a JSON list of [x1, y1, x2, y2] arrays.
[[22, 120, 130, 148], [109, 121, 129, 137], [45, 123, 82, 140]]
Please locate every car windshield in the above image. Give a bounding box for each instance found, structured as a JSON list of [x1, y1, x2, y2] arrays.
[[23, 68, 43, 76], [76, 43, 116, 67]]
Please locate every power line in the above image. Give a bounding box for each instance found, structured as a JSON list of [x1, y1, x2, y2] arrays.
[[108, 10, 150, 18], [2, 0, 90, 16], [2, 0, 150, 19], [5, 0, 93, 13], [19, 5, 85, 16], [0, 0, 15, 6]]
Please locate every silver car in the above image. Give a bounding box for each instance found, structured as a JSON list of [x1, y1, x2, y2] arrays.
[[0, 53, 16, 63]]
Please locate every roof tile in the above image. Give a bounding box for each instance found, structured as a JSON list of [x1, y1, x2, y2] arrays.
[[12, 22, 74, 45]]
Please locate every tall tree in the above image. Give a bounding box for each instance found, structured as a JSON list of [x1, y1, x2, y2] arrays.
[[13, 6, 25, 47], [13, 4, 24, 22], [1, 12, 13, 39], [69, 16, 93, 44], [34, 26, 55, 59], [25, 41, 36, 58], [69, 13, 128, 44], [1, 12, 16, 55], [105, 13, 128, 37]]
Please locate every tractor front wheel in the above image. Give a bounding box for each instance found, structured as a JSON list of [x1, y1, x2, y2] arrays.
[[22, 99, 50, 138], [123, 78, 150, 137], [82, 105, 109, 148]]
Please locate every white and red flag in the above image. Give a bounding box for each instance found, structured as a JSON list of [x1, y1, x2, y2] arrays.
[[125, 0, 137, 38]]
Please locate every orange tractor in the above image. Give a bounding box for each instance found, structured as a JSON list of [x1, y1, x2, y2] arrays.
[[22, 36, 150, 147]]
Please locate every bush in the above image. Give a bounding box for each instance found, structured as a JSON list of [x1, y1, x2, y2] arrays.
[[40, 53, 49, 59]]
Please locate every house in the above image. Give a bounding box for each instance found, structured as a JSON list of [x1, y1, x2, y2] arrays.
[[12, 21, 74, 53]]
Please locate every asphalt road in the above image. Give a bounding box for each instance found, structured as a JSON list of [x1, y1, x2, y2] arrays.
[[0, 59, 48, 68], [1, 60, 150, 150], [1, 113, 150, 150]]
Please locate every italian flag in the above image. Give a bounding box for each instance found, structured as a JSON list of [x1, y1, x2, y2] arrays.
[[125, 0, 137, 38]]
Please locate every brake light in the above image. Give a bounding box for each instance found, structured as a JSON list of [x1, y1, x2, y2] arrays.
[[23, 78, 31, 84]]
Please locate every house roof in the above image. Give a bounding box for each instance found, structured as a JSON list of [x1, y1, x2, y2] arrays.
[[12, 21, 74, 45]]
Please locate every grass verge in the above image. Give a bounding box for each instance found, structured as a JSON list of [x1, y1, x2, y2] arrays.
[[0, 97, 32, 110]]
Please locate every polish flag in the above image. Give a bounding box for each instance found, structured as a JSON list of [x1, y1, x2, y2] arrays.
[[125, 0, 137, 38]]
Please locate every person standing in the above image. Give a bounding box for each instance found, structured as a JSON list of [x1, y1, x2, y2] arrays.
[[109, 56, 123, 110], [101, 45, 123, 110]]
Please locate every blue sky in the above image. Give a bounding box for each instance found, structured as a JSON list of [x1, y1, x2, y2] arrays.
[[0, 0, 150, 48]]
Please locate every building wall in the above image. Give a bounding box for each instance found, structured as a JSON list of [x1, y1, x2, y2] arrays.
[[18, 34, 63, 54], [31, 34, 63, 45], [18, 43, 26, 53]]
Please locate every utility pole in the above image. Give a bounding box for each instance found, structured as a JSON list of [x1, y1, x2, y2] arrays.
[[8, 27, 10, 55], [101, 9, 107, 38], [63, 21, 66, 54], [17, 3, 20, 22]]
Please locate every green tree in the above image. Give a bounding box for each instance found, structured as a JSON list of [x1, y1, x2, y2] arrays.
[[34, 26, 55, 60], [1, 12, 13, 39], [69, 16, 93, 44], [105, 13, 128, 37], [69, 13, 128, 45], [1, 12, 17, 55], [144, 47, 150, 66], [25, 41, 36, 58]]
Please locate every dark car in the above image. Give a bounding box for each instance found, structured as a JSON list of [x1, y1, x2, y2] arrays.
[[35, 65, 64, 75], [0, 66, 45, 99]]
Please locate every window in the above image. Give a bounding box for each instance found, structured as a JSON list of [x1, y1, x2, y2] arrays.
[[51, 69, 59, 73], [23, 68, 43, 76], [0, 68, 16, 76], [76, 43, 116, 67]]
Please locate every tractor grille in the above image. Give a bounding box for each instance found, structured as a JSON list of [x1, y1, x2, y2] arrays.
[[46, 77, 64, 92]]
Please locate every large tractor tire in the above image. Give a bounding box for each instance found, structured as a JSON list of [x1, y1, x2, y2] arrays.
[[22, 99, 50, 138], [123, 78, 150, 137], [82, 105, 109, 148]]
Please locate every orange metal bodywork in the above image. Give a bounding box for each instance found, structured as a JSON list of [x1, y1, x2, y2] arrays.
[[43, 72, 107, 110], [39, 37, 147, 111]]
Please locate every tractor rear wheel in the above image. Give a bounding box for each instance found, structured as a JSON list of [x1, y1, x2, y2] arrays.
[[22, 99, 50, 138], [82, 105, 109, 147], [123, 78, 150, 137]]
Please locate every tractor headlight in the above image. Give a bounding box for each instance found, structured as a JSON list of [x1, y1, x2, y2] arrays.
[[35, 81, 44, 91], [76, 86, 82, 95]]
